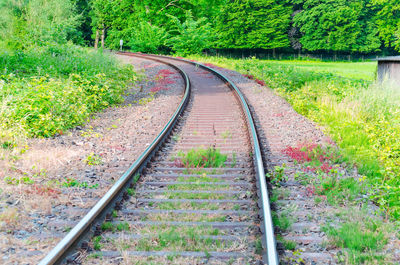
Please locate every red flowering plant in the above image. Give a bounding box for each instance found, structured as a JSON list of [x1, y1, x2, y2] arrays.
[[282, 142, 364, 205], [242, 73, 266, 86], [282, 142, 341, 175], [150, 69, 178, 93]]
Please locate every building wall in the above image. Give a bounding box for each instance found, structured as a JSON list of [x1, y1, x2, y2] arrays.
[[377, 61, 400, 86]]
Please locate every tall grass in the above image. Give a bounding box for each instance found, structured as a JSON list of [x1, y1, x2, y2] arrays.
[[0, 43, 136, 141], [0, 43, 125, 78], [188, 55, 400, 219]]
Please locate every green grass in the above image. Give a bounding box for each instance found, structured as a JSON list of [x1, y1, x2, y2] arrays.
[[101, 221, 114, 231], [136, 232, 226, 252], [118, 226, 240, 253], [166, 175, 228, 191], [188, 55, 400, 220], [157, 201, 221, 211], [315, 176, 364, 205], [272, 206, 296, 232], [0, 43, 136, 142], [262, 60, 376, 81], [270, 187, 290, 203], [163, 191, 228, 200], [176, 147, 227, 168], [255, 239, 263, 255], [276, 235, 297, 251], [100, 221, 130, 232], [116, 221, 130, 231], [141, 225, 222, 236], [93, 236, 102, 250], [167, 183, 229, 191], [323, 211, 391, 264], [139, 213, 228, 222]]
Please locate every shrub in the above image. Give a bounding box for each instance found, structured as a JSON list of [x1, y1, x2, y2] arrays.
[[0, 44, 136, 139]]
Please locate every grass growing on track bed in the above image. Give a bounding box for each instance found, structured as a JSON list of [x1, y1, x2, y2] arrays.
[[163, 191, 229, 200], [103, 226, 246, 253], [0, 43, 136, 142], [175, 147, 228, 168], [188, 55, 400, 220]]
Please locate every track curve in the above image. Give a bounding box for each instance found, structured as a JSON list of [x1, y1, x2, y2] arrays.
[[39, 53, 278, 265]]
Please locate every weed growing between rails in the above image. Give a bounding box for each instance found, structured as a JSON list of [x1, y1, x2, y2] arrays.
[[173, 147, 228, 171], [275, 142, 398, 264]]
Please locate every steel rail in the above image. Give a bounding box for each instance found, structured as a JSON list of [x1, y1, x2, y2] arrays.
[[38, 54, 190, 265], [139, 53, 279, 265]]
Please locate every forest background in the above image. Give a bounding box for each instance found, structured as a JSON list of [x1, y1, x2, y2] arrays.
[[1, 0, 400, 56]]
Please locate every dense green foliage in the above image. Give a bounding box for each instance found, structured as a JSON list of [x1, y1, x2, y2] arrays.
[[372, 0, 400, 51], [0, 45, 135, 139], [215, 0, 292, 49], [80, 0, 400, 54], [189, 55, 400, 219], [167, 13, 212, 55], [2, 0, 400, 54], [128, 22, 167, 54], [292, 0, 381, 52], [0, 0, 81, 48], [0, 0, 136, 141]]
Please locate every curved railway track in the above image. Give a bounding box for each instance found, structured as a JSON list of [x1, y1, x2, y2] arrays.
[[39, 53, 278, 265]]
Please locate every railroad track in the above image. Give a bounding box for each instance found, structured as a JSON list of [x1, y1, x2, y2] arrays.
[[39, 53, 278, 264]]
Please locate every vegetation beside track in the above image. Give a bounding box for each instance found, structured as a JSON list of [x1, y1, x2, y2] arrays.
[[272, 143, 397, 264], [188, 55, 400, 220], [0, 44, 136, 143], [0, 0, 137, 143]]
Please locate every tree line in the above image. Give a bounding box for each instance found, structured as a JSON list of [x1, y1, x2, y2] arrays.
[[1, 0, 400, 55]]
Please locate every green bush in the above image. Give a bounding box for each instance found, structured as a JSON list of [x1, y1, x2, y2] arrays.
[[0, 44, 136, 139]]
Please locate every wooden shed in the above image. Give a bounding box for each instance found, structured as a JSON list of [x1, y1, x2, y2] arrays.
[[376, 56, 400, 86]]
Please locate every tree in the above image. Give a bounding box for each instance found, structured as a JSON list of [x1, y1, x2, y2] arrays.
[[246, 0, 292, 49], [372, 0, 400, 51], [74, 0, 92, 45], [214, 0, 292, 49], [90, 0, 114, 49], [27, 0, 81, 45], [0, 0, 80, 49], [97, 0, 226, 53], [214, 0, 249, 48], [167, 12, 212, 55], [293, 0, 381, 53], [128, 22, 168, 53]]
